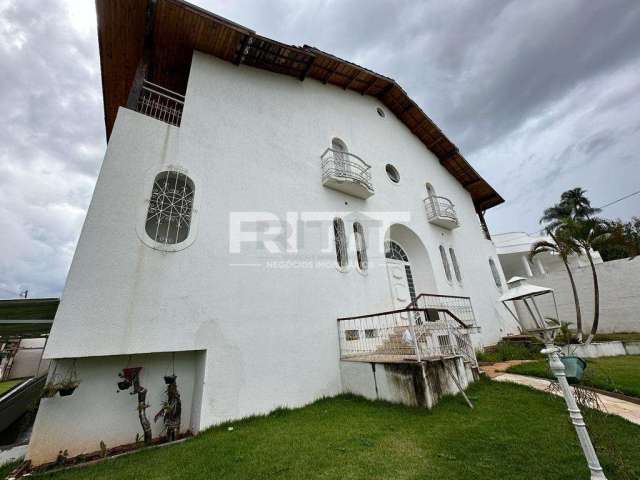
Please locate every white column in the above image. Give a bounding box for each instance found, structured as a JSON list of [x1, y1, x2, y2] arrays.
[[543, 345, 607, 479], [535, 258, 546, 276], [521, 255, 533, 277]]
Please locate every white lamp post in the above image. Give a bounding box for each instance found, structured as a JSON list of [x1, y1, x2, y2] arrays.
[[500, 277, 607, 480]]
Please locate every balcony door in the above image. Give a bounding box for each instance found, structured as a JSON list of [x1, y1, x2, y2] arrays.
[[332, 138, 350, 177]]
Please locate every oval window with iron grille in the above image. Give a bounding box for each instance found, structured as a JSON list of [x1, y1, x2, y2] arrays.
[[145, 171, 194, 245], [439, 245, 452, 282], [449, 248, 462, 282], [353, 221, 368, 272], [333, 217, 349, 270]]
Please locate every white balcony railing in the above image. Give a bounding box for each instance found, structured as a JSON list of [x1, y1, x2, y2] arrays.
[[321, 148, 374, 199], [424, 195, 459, 229], [337, 306, 478, 367], [136, 80, 184, 127]]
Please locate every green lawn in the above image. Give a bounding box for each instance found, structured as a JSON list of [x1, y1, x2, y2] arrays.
[[507, 355, 640, 398], [0, 379, 22, 396], [23, 379, 640, 480]]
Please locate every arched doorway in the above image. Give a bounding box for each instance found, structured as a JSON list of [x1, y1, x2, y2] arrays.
[[385, 240, 417, 312], [384, 224, 437, 319]]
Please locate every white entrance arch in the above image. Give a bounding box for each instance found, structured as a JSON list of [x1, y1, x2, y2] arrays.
[[384, 224, 437, 320]]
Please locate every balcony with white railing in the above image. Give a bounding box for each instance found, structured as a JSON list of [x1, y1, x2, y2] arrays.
[[424, 195, 459, 229], [321, 148, 374, 199], [337, 307, 477, 367], [136, 80, 184, 127]]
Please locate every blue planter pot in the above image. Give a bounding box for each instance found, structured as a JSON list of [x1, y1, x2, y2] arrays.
[[561, 356, 587, 384]]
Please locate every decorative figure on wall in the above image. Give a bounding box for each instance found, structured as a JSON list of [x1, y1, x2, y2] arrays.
[[117, 366, 152, 445], [155, 376, 182, 441]]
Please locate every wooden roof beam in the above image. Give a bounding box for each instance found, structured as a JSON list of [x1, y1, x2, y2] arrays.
[[298, 55, 315, 80], [233, 34, 254, 65], [343, 72, 361, 90], [361, 78, 378, 96]]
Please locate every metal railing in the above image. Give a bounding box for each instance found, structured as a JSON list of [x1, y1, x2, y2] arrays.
[[321, 148, 373, 192], [337, 307, 478, 366], [407, 293, 477, 330], [136, 80, 185, 127], [424, 195, 458, 225]]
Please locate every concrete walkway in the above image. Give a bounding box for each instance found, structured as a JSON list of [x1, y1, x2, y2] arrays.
[[493, 373, 640, 426], [479, 359, 533, 378]]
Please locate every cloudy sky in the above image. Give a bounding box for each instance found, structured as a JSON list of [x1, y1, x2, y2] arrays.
[[0, 0, 639, 299]]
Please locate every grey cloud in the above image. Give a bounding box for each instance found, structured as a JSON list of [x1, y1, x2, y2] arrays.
[[1, 0, 639, 297]]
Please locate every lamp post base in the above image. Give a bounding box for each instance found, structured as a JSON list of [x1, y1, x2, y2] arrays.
[[542, 344, 607, 480]]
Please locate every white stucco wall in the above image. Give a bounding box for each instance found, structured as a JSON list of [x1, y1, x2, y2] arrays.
[[36, 51, 517, 461], [530, 258, 640, 334], [27, 351, 202, 465]]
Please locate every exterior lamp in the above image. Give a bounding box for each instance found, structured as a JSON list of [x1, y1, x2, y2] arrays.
[[499, 277, 607, 480]]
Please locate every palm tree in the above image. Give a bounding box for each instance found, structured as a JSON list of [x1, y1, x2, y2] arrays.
[[559, 187, 601, 219], [557, 217, 611, 344], [529, 232, 583, 341], [539, 189, 604, 343]]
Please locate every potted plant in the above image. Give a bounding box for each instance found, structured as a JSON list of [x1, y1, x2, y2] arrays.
[[118, 379, 132, 390], [58, 378, 80, 396], [42, 382, 59, 398], [557, 321, 587, 384], [164, 374, 177, 385]]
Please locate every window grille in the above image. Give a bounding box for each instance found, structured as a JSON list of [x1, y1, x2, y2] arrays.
[[333, 217, 349, 269], [353, 222, 368, 271], [489, 258, 502, 288], [145, 171, 194, 245], [439, 245, 452, 282], [449, 248, 462, 282]]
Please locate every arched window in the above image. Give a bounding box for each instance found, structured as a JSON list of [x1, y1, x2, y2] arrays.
[[384, 240, 409, 261], [439, 245, 452, 282], [449, 248, 462, 282], [489, 258, 502, 288], [145, 171, 194, 245], [353, 222, 368, 271], [333, 217, 348, 269]]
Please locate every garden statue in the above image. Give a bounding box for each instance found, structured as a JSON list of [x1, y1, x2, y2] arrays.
[[155, 375, 182, 441]]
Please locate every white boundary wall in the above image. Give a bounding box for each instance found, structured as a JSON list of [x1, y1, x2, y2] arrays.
[[531, 258, 640, 334]]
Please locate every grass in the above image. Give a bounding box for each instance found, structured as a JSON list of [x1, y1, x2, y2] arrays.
[[0, 379, 22, 396], [28, 379, 640, 480], [507, 355, 640, 398]]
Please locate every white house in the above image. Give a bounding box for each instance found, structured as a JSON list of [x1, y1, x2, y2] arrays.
[[493, 231, 603, 279], [27, 0, 518, 465]]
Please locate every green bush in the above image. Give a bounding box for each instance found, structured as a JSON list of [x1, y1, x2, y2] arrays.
[[476, 341, 544, 363]]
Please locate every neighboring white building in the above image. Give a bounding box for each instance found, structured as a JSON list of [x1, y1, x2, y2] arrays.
[[27, 0, 518, 465], [494, 231, 603, 280]]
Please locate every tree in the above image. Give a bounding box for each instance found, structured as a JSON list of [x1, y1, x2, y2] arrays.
[[540, 188, 605, 343], [598, 217, 640, 261], [559, 187, 601, 219], [529, 232, 584, 341], [556, 217, 612, 344]]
